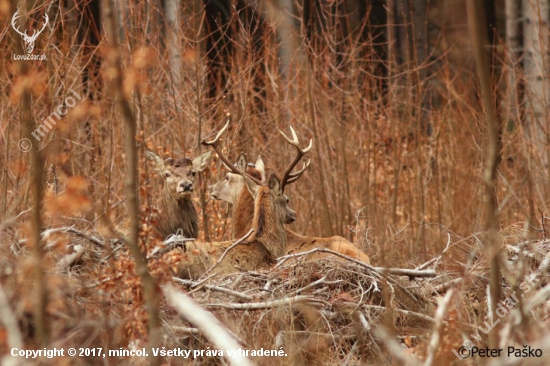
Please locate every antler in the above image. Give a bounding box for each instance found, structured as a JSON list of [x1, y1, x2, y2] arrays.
[[278, 126, 313, 192], [11, 11, 26, 37], [201, 115, 263, 186]]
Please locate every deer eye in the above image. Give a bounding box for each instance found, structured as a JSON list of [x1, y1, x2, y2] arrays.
[[191, 171, 196, 177], [165, 172, 171, 178]]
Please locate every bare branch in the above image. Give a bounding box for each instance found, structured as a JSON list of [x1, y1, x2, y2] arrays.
[[173, 278, 253, 301], [206, 295, 330, 310]]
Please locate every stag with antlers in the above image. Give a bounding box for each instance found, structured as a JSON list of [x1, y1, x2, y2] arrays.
[[12, 10, 49, 54], [205, 120, 370, 264]]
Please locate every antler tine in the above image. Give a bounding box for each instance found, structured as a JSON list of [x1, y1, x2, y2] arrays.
[[278, 126, 313, 153], [286, 159, 310, 185], [201, 116, 263, 186], [278, 126, 313, 192], [201, 117, 241, 175]]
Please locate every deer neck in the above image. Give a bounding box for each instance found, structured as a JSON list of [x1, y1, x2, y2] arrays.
[[232, 186, 255, 238], [250, 190, 286, 259], [156, 191, 198, 239]]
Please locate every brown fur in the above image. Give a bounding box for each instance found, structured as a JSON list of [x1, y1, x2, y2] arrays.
[[232, 167, 261, 240], [153, 192, 198, 239]]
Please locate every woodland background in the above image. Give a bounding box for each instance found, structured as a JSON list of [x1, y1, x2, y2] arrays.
[[0, 0, 549, 365]]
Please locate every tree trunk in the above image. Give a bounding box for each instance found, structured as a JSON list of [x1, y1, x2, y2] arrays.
[[505, 0, 521, 125], [523, 0, 550, 165], [165, 0, 181, 88]]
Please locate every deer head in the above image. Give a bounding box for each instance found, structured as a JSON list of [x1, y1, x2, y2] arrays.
[[147, 150, 212, 200], [208, 155, 264, 203], [12, 10, 49, 54]]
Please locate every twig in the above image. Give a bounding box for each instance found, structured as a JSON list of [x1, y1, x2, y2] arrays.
[[170, 326, 200, 335], [423, 289, 455, 366], [173, 277, 253, 301], [0, 282, 23, 350], [201, 228, 254, 277], [206, 295, 330, 310], [289, 270, 342, 296], [416, 233, 451, 270], [431, 278, 463, 295], [163, 285, 254, 366], [0, 207, 32, 232], [539, 208, 546, 240], [364, 305, 438, 324], [63, 227, 105, 248]]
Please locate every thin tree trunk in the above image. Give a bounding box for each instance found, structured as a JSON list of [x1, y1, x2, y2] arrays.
[[101, 1, 161, 364], [15, 5, 49, 346], [165, 0, 181, 89], [522, 0, 549, 167], [505, 0, 520, 124], [466, 0, 502, 349]]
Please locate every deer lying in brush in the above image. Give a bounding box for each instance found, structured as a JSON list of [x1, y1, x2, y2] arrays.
[[145, 150, 212, 239], [176, 153, 293, 278], [206, 123, 370, 264]]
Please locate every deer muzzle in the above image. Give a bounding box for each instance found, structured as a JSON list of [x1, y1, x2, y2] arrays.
[[177, 181, 193, 194]]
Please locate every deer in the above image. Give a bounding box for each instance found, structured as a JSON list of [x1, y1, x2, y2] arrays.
[[144, 150, 212, 239], [205, 122, 370, 264], [175, 153, 293, 279], [11, 10, 49, 54]]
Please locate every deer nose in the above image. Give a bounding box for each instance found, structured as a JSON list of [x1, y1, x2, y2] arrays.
[[287, 209, 297, 224], [180, 182, 193, 192]]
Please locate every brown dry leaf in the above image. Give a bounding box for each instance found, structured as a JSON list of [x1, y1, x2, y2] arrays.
[[45, 176, 92, 216], [9, 158, 28, 177], [64, 100, 90, 127], [0, 1, 10, 19], [182, 48, 197, 65], [132, 46, 155, 69]]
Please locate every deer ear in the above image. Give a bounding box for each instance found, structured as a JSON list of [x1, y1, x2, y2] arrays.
[[255, 156, 265, 181], [146, 151, 168, 173], [268, 173, 281, 192], [236, 154, 247, 172], [243, 175, 260, 199], [192, 150, 212, 172]]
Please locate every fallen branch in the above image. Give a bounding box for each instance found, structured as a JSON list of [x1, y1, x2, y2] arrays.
[[173, 278, 253, 301], [206, 295, 330, 310], [277, 247, 437, 278]]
